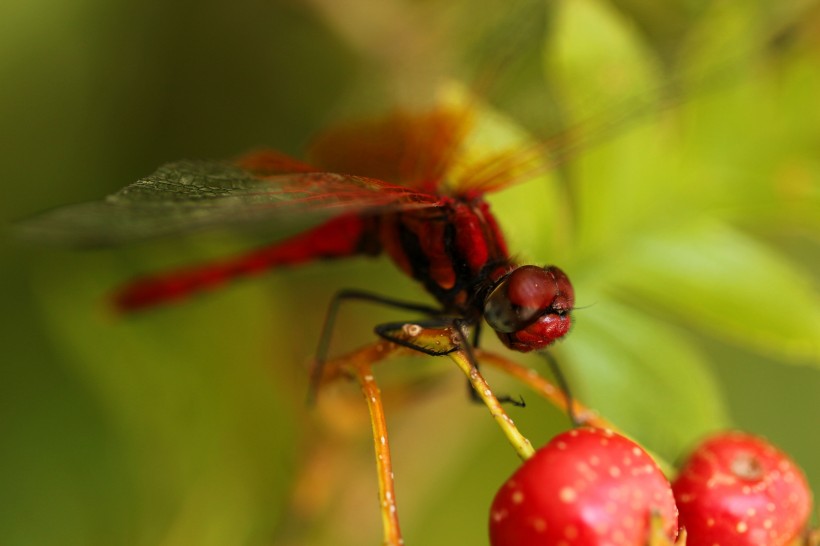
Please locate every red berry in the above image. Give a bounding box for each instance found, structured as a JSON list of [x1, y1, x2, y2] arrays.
[[489, 427, 678, 546], [673, 431, 813, 546]]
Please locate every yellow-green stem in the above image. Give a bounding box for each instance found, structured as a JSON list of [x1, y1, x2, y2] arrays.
[[354, 362, 403, 546], [476, 349, 676, 477], [447, 349, 535, 460]]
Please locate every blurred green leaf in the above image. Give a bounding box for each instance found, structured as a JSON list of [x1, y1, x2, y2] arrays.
[[27, 246, 301, 546], [609, 220, 820, 365], [548, 0, 662, 121], [561, 293, 730, 460]]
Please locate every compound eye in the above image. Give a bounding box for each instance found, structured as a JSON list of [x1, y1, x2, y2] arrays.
[[484, 266, 558, 333]]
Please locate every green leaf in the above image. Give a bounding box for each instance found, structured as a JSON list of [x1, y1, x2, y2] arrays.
[[547, 0, 661, 121], [609, 220, 820, 365], [28, 248, 301, 546], [560, 293, 730, 460]]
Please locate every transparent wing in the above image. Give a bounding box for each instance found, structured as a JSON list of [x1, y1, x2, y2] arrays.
[[17, 159, 440, 247]]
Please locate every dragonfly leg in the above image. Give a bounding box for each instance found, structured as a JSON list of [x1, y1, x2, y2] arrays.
[[539, 351, 580, 426], [466, 376, 525, 407], [310, 289, 441, 403], [475, 349, 613, 429], [472, 320, 483, 348]]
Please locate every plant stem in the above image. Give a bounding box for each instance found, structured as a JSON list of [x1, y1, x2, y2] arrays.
[[446, 348, 535, 460], [353, 361, 403, 546], [476, 349, 676, 477]]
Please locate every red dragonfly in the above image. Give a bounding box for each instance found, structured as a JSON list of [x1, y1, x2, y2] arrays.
[[16, 1, 811, 541], [19, 96, 576, 397]]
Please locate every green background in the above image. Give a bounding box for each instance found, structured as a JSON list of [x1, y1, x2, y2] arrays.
[[1, 1, 818, 545]]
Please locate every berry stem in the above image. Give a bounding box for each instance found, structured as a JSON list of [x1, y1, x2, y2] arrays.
[[318, 341, 405, 546], [446, 348, 536, 460], [327, 324, 537, 461], [353, 361, 403, 546]]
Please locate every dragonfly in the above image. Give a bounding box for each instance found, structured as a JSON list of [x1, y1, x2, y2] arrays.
[[19, 2, 792, 542], [18, 89, 594, 543], [18, 94, 577, 394]]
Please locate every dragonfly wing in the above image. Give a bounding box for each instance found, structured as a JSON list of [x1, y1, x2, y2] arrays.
[[17, 160, 440, 247]]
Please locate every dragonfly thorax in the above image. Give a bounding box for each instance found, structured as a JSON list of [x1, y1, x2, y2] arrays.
[[374, 196, 574, 352]]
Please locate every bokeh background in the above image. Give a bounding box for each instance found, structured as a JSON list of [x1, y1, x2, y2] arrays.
[[1, 1, 818, 545]]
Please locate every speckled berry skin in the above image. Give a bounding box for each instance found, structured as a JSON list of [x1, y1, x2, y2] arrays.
[[673, 432, 812, 546], [489, 427, 678, 546]]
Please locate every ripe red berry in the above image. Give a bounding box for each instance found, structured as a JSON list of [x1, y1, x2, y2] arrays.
[[673, 431, 813, 546], [489, 427, 678, 546]]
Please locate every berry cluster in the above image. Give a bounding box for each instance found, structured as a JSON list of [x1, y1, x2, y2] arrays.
[[489, 428, 814, 546]]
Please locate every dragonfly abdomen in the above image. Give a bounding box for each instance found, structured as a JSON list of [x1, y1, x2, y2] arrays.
[[114, 215, 377, 312], [113, 199, 509, 315]]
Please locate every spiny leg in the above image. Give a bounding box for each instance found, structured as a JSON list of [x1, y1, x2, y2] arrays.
[[310, 289, 440, 403], [474, 349, 612, 429], [466, 372, 526, 408], [472, 320, 483, 348], [539, 351, 580, 426]]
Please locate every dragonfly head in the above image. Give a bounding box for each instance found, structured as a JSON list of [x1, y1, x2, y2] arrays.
[[483, 265, 574, 352]]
